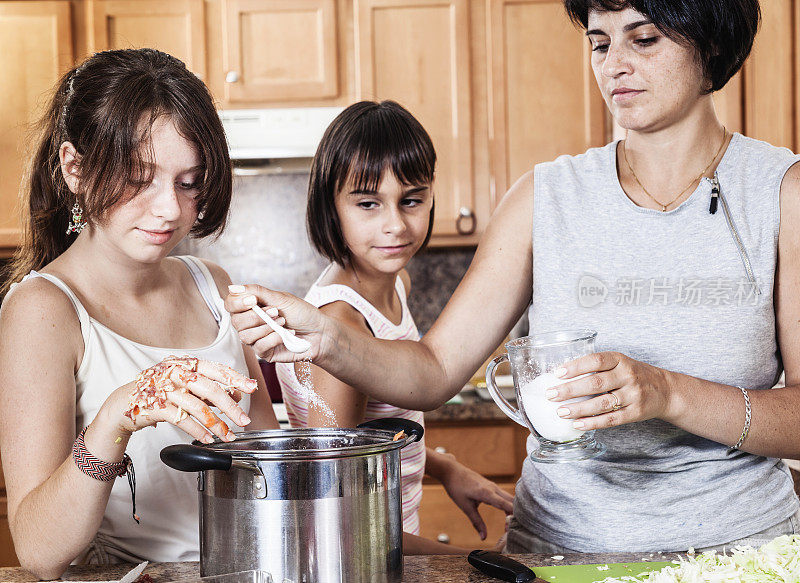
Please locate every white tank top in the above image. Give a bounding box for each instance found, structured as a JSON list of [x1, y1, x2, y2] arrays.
[[14, 256, 251, 563], [276, 266, 426, 534]]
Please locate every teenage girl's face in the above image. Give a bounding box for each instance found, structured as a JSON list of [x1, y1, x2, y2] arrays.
[[335, 170, 433, 277], [587, 8, 708, 132], [98, 116, 202, 263]]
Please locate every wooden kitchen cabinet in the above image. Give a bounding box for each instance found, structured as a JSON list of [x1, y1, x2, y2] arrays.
[[221, 0, 340, 103], [707, 0, 798, 152], [487, 0, 606, 201], [418, 419, 528, 550], [742, 0, 796, 151], [0, 1, 73, 257], [355, 0, 477, 242], [0, 0, 799, 255], [90, 0, 207, 79]]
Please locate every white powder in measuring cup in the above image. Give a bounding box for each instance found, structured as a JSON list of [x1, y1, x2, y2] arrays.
[[518, 372, 591, 442], [296, 360, 337, 425]]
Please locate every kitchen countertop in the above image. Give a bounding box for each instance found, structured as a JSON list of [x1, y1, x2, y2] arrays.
[[0, 552, 680, 583], [424, 388, 511, 423]]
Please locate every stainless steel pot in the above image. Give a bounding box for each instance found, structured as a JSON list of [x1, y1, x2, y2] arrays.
[[160, 418, 423, 583]]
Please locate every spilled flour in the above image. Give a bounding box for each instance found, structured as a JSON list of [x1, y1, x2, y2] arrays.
[[296, 359, 337, 425]]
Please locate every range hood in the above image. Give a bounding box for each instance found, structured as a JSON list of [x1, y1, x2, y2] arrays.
[[220, 107, 344, 160]]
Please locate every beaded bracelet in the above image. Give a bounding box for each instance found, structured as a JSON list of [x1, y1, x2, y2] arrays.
[[729, 386, 751, 453], [72, 427, 139, 523]]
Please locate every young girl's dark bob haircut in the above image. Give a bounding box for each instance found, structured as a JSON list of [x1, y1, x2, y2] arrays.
[[307, 100, 436, 267], [563, 0, 761, 92]]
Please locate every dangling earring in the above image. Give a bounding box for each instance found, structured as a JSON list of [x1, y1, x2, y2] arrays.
[[66, 202, 87, 235]]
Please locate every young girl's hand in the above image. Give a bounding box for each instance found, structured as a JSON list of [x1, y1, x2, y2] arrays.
[[111, 357, 257, 443], [225, 284, 325, 363], [437, 458, 515, 540]]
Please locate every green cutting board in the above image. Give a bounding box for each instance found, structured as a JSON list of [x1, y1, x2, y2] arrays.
[[532, 561, 674, 582]]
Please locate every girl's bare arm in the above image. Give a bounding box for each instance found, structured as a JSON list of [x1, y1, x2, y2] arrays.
[[228, 171, 536, 410]]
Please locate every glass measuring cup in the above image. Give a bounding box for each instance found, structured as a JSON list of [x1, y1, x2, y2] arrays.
[[485, 330, 605, 463]]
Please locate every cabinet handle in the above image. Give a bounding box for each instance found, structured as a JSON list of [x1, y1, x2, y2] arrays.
[[456, 207, 476, 235], [226, 71, 240, 83], [437, 533, 450, 544], [434, 446, 447, 454]]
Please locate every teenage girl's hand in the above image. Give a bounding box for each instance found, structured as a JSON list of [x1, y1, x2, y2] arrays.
[[224, 284, 325, 363], [436, 456, 515, 540], [108, 357, 257, 444], [544, 352, 680, 431]]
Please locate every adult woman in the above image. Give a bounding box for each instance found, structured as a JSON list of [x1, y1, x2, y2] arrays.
[[227, 0, 800, 553], [0, 49, 278, 578]]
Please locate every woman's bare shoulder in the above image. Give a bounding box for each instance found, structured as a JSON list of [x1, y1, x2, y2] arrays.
[[196, 257, 234, 295], [2, 276, 79, 324], [491, 170, 535, 224], [319, 300, 372, 335], [781, 160, 800, 197], [779, 161, 800, 238], [0, 276, 82, 358]]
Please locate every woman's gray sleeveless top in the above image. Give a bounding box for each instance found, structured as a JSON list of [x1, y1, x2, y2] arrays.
[[517, 133, 800, 552]]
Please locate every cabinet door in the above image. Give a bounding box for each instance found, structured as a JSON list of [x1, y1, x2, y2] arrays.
[[487, 0, 606, 201], [424, 423, 524, 478], [355, 0, 475, 241], [742, 0, 795, 150], [222, 0, 339, 102], [92, 0, 207, 79], [0, 1, 73, 256]]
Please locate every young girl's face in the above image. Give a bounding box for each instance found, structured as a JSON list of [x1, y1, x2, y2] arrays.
[[335, 169, 433, 276], [95, 116, 203, 263]]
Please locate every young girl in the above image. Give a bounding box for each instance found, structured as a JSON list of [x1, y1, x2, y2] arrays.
[[0, 48, 278, 578], [268, 101, 513, 554]]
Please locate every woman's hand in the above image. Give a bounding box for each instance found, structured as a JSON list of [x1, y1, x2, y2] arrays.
[[112, 356, 257, 443], [546, 352, 679, 430], [434, 454, 515, 540], [225, 284, 326, 363]]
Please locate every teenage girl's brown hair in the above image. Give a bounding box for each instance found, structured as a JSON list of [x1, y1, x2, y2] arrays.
[[2, 48, 231, 297], [307, 100, 437, 267]]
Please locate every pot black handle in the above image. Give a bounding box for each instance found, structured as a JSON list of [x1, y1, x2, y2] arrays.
[[357, 418, 424, 443], [160, 444, 233, 472]]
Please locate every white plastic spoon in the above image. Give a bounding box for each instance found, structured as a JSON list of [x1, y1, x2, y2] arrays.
[[251, 304, 312, 354]]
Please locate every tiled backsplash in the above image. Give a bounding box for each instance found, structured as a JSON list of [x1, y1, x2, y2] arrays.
[[406, 247, 474, 334], [175, 172, 478, 334], [175, 171, 327, 297]]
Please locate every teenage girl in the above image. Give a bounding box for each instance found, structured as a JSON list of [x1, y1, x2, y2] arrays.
[[262, 101, 513, 554], [0, 49, 278, 578]]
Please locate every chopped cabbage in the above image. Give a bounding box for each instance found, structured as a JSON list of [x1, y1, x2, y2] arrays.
[[598, 535, 800, 583]]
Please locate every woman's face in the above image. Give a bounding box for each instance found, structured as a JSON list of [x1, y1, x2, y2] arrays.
[[335, 170, 433, 277], [587, 8, 708, 132], [96, 116, 203, 263]]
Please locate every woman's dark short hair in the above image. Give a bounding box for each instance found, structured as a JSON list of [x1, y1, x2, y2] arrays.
[[307, 100, 436, 267], [563, 0, 761, 92]]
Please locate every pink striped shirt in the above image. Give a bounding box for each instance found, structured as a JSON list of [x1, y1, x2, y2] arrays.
[[276, 266, 426, 534]]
